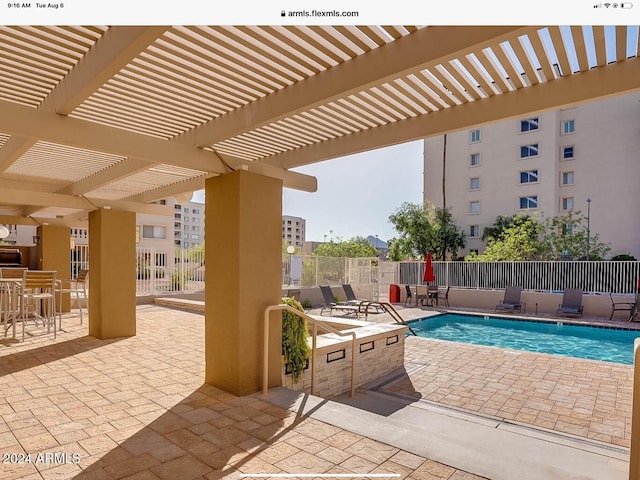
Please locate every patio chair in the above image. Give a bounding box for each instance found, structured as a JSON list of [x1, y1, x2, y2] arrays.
[[609, 291, 639, 321], [404, 285, 413, 306], [319, 285, 360, 317], [0, 267, 27, 279], [56, 269, 89, 327], [342, 284, 383, 313], [495, 286, 522, 312], [415, 285, 430, 306], [20, 270, 57, 341], [556, 289, 584, 318], [437, 285, 450, 308]]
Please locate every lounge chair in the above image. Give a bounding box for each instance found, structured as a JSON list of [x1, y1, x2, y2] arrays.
[[342, 284, 383, 313], [319, 285, 360, 317], [609, 291, 639, 321], [556, 289, 584, 317], [495, 286, 522, 312]]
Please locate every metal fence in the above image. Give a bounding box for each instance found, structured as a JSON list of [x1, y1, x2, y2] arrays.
[[70, 244, 89, 279], [282, 255, 378, 285], [69, 246, 640, 296], [395, 260, 640, 294], [136, 247, 205, 295]]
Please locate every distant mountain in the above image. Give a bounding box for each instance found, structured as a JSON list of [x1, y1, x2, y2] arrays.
[[367, 235, 388, 248]]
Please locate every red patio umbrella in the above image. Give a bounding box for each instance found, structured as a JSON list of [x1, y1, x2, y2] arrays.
[[423, 252, 435, 284]]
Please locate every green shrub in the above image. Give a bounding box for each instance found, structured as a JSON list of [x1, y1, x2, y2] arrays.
[[301, 299, 312, 309], [281, 296, 311, 383], [611, 253, 637, 261]]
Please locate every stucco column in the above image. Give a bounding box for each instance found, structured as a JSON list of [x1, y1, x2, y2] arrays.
[[88, 209, 136, 339], [205, 170, 283, 396], [37, 225, 71, 312]]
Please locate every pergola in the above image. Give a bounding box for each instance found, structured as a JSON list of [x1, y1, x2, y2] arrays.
[[1, 25, 639, 396]]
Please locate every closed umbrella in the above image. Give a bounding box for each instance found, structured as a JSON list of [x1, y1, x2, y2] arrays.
[[423, 252, 435, 284]]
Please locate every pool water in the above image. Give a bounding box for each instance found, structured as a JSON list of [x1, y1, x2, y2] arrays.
[[409, 313, 640, 364]]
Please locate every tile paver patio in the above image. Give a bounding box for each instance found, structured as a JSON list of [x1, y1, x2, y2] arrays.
[[381, 335, 633, 448], [0, 305, 485, 480]]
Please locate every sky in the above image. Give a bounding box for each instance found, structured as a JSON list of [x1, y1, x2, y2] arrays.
[[193, 140, 424, 244], [283, 141, 424, 243]]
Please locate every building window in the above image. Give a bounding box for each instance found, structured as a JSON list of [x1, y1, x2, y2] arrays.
[[192, 226, 199, 231], [562, 119, 575, 135], [184, 242, 189, 248], [470, 153, 481, 167], [469, 225, 480, 238], [562, 146, 574, 160], [191, 234, 199, 240], [192, 209, 200, 214], [470, 177, 480, 190], [183, 216, 189, 222], [520, 144, 539, 158], [184, 225, 189, 231], [562, 197, 574, 211], [520, 118, 539, 132], [192, 218, 199, 223], [183, 207, 189, 213], [142, 226, 166, 239], [519, 196, 538, 209], [470, 129, 481, 143], [565, 224, 574, 235], [519, 170, 538, 184], [469, 201, 480, 214], [561, 171, 574, 185]]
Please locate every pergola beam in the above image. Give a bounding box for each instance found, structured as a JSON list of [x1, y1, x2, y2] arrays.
[[0, 187, 172, 216], [262, 59, 640, 169], [174, 26, 533, 148], [39, 26, 168, 115], [124, 175, 210, 203], [0, 100, 317, 192], [0, 136, 37, 173]]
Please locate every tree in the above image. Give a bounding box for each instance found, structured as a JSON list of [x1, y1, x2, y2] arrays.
[[482, 214, 537, 242], [467, 215, 543, 261], [466, 211, 611, 262], [538, 211, 610, 260], [313, 236, 379, 258], [387, 201, 465, 261]]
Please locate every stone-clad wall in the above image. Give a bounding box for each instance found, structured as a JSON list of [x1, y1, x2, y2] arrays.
[[282, 322, 407, 398]]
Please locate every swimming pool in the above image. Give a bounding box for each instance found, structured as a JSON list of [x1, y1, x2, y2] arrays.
[[409, 313, 640, 364]]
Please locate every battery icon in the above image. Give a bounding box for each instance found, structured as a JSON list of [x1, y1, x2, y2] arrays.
[[621, 2, 633, 7]]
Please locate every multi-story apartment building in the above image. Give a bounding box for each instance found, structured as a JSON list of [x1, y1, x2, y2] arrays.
[[170, 200, 205, 249], [424, 92, 640, 259], [282, 215, 306, 249]]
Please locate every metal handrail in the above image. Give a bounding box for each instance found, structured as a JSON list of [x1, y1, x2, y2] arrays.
[[363, 301, 416, 336], [263, 304, 356, 398]]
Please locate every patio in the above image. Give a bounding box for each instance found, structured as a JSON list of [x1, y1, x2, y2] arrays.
[[0, 306, 486, 480], [0, 304, 634, 479]]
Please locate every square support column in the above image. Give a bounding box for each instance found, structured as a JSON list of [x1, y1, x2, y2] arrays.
[[88, 209, 136, 339], [37, 225, 71, 312], [205, 170, 283, 396]]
